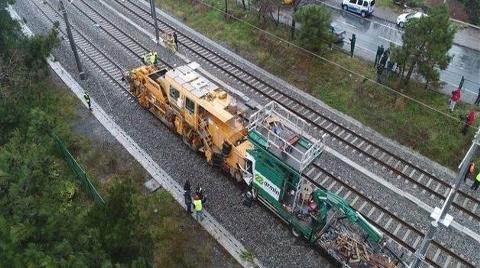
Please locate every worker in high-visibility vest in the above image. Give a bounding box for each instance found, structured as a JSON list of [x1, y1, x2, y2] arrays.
[[193, 194, 204, 221], [163, 32, 177, 53], [471, 172, 480, 191], [142, 51, 158, 65]]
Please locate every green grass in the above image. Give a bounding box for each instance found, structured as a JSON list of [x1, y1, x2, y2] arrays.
[[73, 123, 221, 267], [157, 0, 474, 169], [62, 88, 229, 267]]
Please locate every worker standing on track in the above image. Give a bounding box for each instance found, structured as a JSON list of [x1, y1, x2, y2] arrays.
[[471, 172, 480, 191], [193, 194, 204, 221], [142, 51, 158, 65], [163, 32, 177, 53], [173, 31, 178, 51]]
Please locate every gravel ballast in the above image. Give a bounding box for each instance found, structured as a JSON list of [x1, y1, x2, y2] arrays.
[[13, 0, 479, 266]]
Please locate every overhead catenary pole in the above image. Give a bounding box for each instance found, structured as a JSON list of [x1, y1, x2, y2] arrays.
[[149, 0, 160, 44], [59, 0, 85, 80], [409, 127, 480, 268]]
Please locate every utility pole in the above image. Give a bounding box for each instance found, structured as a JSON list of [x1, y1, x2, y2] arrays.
[[59, 0, 85, 80], [409, 127, 480, 268], [149, 0, 160, 44]]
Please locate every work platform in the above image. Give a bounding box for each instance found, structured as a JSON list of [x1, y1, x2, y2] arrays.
[[248, 101, 325, 172]]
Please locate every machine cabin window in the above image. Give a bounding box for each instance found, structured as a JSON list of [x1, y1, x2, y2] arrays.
[[170, 86, 180, 100], [185, 97, 195, 114]]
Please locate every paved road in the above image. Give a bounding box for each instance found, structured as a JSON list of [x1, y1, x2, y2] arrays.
[[329, 8, 480, 100], [275, 2, 480, 102]]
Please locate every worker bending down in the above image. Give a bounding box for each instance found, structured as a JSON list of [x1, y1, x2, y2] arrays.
[[143, 51, 158, 65]]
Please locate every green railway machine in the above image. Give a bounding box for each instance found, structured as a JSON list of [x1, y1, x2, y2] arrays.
[[242, 101, 400, 267]]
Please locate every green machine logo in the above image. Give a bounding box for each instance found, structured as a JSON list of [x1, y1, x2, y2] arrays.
[[254, 172, 280, 201], [255, 174, 264, 184]]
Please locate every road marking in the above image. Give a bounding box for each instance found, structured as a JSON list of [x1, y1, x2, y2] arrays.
[[340, 21, 358, 29], [8, 6, 262, 268], [379, 36, 401, 46]]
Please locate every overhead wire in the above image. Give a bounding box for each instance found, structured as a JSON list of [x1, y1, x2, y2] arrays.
[[192, 0, 473, 125]]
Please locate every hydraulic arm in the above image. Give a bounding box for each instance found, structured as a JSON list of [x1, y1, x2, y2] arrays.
[[312, 188, 383, 243]]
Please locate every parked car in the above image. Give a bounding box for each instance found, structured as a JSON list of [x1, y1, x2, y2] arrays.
[[396, 11, 427, 27], [330, 23, 346, 43], [341, 0, 375, 18]]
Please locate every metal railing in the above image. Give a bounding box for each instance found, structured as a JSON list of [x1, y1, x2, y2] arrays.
[[52, 133, 105, 205], [248, 101, 325, 171]]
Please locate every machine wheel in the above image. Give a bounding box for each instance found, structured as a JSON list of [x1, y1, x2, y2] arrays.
[[342, 4, 348, 11], [291, 226, 301, 238], [399, 21, 404, 28], [361, 11, 366, 17]]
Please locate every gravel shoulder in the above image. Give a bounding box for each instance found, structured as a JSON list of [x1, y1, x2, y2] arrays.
[[13, 0, 479, 266], [13, 0, 334, 267]]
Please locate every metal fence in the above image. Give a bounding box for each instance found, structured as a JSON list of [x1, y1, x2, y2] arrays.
[[52, 133, 105, 205]]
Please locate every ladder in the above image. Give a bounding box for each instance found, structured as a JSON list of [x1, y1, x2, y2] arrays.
[[198, 117, 213, 151]]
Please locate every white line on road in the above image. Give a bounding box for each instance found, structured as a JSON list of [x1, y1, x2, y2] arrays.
[[8, 6, 262, 268], [379, 36, 400, 46], [340, 21, 358, 29]]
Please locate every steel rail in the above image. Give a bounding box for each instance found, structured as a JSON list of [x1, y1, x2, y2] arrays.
[[34, 1, 477, 266], [112, 0, 480, 224], [303, 163, 475, 268]]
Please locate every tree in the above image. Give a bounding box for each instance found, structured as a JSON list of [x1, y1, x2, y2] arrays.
[[293, 5, 334, 52], [391, 5, 456, 85], [253, 0, 281, 25], [88, 178, 153, 267]]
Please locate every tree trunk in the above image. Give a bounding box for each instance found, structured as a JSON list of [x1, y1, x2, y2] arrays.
[[277, 7, 280, 25], [241, 0, 246, 10], [290, 18, 295, 39], [404, 62, 416, 85]]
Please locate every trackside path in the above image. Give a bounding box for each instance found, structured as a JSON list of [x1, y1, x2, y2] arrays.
[[7, 6, 262, 268]]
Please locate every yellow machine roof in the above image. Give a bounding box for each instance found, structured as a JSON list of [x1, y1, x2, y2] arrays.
[[165, 62, 235, 123]]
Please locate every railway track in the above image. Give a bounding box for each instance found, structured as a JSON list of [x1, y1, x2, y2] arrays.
[[109, 0, 480, 226], [31, 0, 476, 267], [304, 163, 474, 268], [30, 0, 128, 96]]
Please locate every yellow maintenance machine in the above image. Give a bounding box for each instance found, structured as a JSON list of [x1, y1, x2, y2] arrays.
[[123, 62, 252, 181]]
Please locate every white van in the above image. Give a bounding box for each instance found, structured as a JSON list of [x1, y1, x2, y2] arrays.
[[341, 0, 375, 17]]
